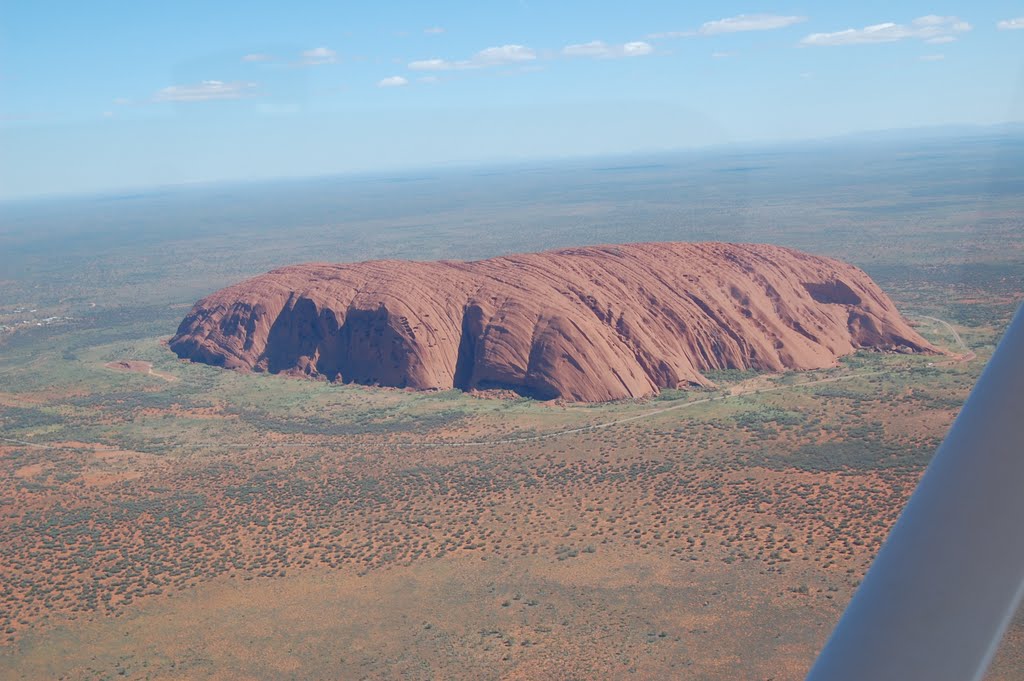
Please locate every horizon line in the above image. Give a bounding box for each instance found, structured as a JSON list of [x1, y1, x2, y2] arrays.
[[1, 119, 1021, 205]]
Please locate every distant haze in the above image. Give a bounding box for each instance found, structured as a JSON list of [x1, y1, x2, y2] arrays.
[[1, 3, 1022, 199]]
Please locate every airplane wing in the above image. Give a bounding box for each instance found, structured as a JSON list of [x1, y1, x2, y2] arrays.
[[806, 302, 1024, 681]]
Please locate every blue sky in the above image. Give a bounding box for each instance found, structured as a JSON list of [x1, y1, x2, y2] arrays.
[[1, 1, 1022, 199]]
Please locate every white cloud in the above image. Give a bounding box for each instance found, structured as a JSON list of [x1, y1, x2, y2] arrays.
[[647, 30, 695, 39], [300, 47, 337, 65], [801, 15, 971, 46], [711, 51, 736, 58], [409, 44, 536, 71], [619, 41, 653, 57], [475, 44, 537, 64], [919, 54, 945, 61], [113, 97, 131, 106], [424, 27, 445, 34], [649, 14, 804, 40], [700, 14, 807, 35], [562, 40, 653, 58], [997, 17, 1024, 30], [153, 80, 258, 103], [102, 111, 114, 118], [242, 53, 273, 63], [378, 75, 409, 87], [408, 58, 450, 71]]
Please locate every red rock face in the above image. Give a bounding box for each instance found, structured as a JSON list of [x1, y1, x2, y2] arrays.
[[169, 242, 935, 402]]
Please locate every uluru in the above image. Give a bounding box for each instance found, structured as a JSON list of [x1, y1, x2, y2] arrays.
[[169, 242, 935, 402]]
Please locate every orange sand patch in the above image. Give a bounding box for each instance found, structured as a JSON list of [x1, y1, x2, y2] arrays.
[[81, 470, 145, 486], [14, 463, 46, 479]]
